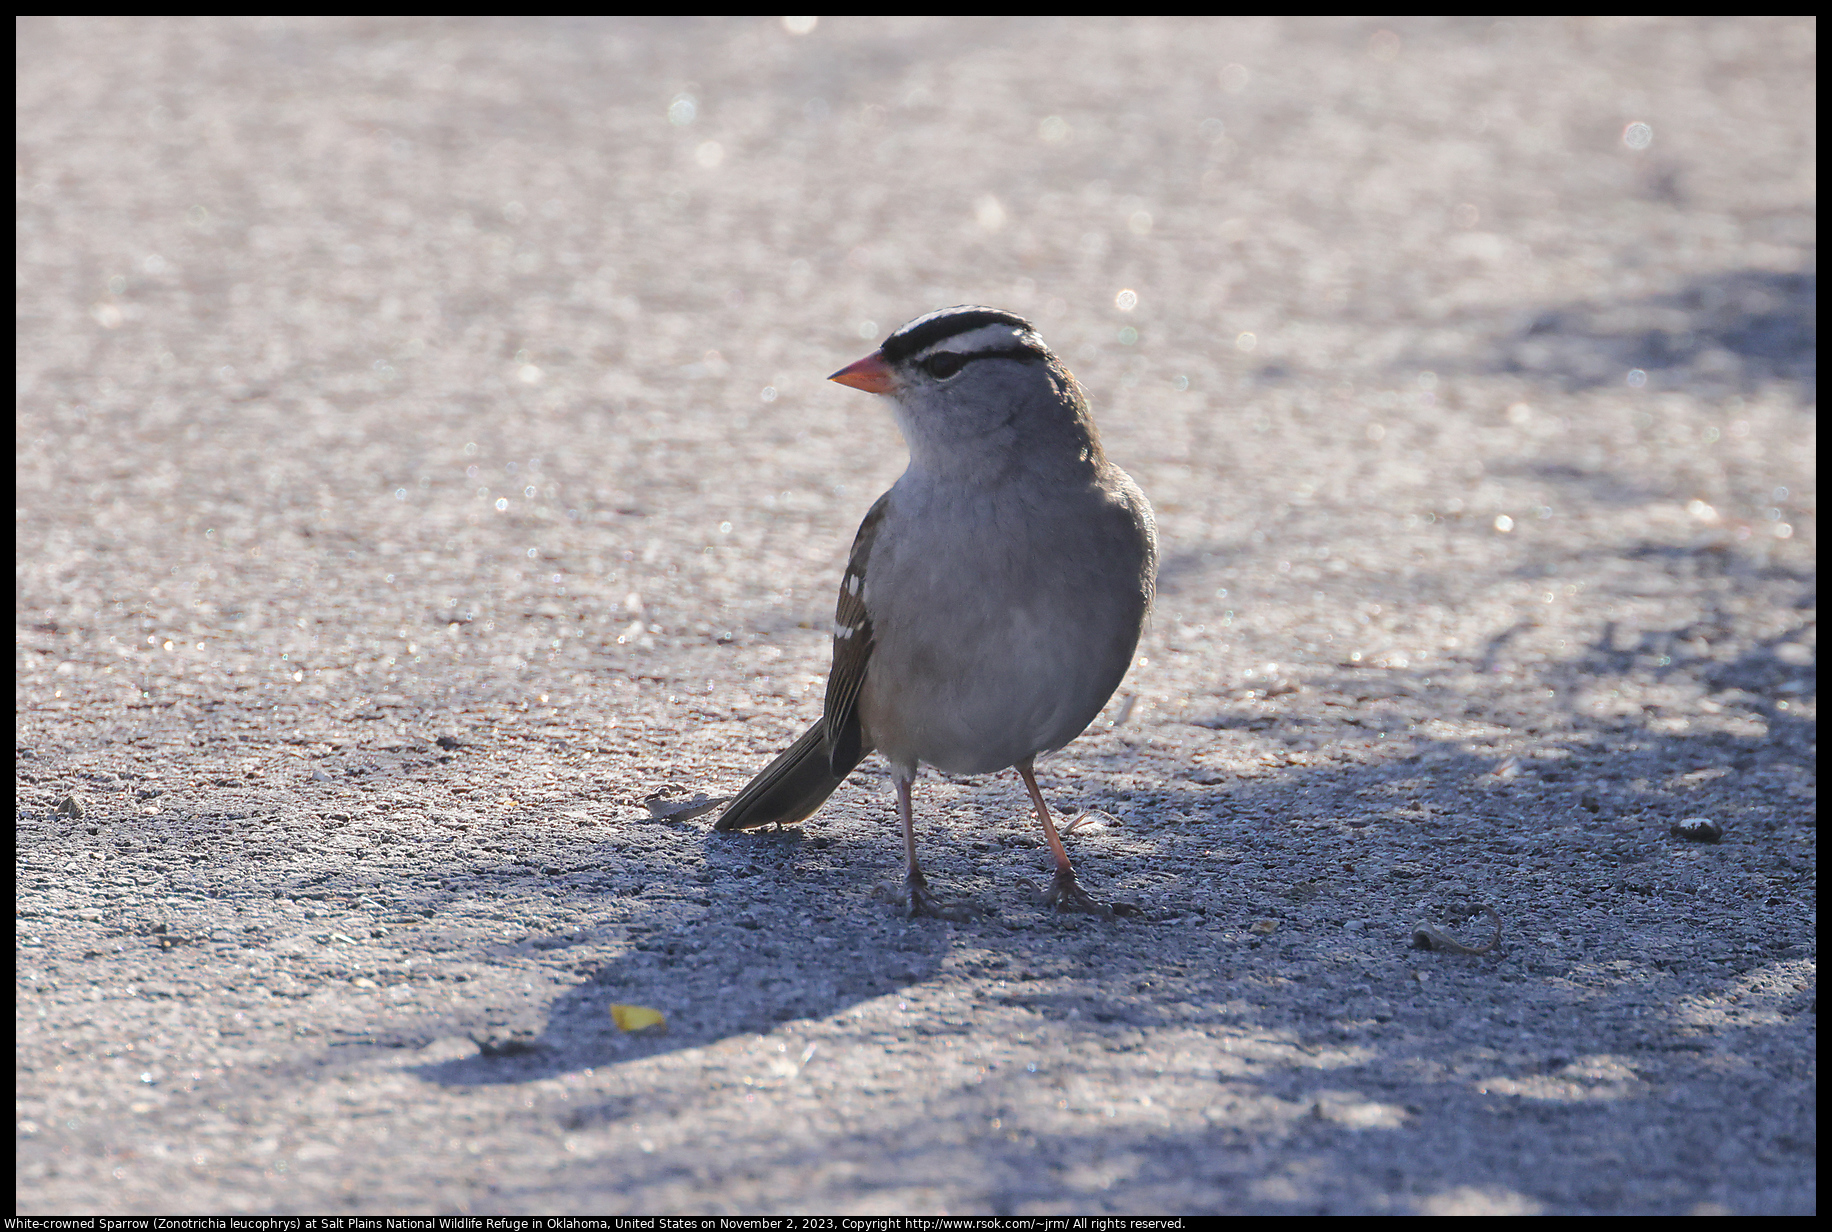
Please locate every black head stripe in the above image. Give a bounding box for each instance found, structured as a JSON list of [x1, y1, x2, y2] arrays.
[[880, 305, 1038, 364], [957, 345, 1048, 365]]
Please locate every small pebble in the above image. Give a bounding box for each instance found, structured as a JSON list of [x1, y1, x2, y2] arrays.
[[1671, 816, 1722, 843], [55, 794, 85, 818]]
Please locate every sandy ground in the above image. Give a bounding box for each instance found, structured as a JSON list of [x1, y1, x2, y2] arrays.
[[15, 16, 1815, 1215]]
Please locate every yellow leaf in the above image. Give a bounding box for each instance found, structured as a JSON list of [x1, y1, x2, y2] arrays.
[[610, 1003, 666, 1033]]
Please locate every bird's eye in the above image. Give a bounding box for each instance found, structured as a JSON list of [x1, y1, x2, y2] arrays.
[[922, 353, 966, 380]]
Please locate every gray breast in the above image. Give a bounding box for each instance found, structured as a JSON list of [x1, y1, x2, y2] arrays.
[[858, 474, 1152, 775]]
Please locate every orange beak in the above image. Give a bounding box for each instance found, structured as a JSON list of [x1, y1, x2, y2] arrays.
[[828, 351, 898, 394]]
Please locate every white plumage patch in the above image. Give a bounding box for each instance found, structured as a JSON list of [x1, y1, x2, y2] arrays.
[[913, 322, 1036, 360]]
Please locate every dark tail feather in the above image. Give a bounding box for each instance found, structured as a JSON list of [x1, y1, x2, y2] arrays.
[[714, 719, 870, 831]]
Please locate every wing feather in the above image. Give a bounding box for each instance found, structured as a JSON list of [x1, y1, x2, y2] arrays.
[[824, 492, 887, 775]]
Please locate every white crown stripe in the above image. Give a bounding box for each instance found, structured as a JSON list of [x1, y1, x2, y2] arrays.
[[911, 323, 1033, 359]]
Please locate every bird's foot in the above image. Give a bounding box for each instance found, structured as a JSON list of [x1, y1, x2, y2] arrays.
[[1042, 868, 1138, 919], [908, 879, 978, 921], [877, 875, 976, 921]]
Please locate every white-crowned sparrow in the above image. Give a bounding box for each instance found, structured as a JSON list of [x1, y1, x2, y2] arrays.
[[716, 306, 1157, 919]]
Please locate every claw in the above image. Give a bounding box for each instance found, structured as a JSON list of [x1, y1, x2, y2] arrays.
[[1042, 868, 1137, 918], [902, 875, 977, 922]]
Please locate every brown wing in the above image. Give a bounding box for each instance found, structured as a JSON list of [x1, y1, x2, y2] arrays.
[[824, 491, 887, 776]]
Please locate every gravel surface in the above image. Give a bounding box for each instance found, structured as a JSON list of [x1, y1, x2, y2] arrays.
[[16, 16, 1815, 1215]]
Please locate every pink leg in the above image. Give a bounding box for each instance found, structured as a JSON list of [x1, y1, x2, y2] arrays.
[[1017, 759, 1134, 918], [894, 771, 973, 920]]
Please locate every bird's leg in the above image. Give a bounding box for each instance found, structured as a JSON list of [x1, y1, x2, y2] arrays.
[[894, 772, 974, 921], [1017, 759, 1135, 918]]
